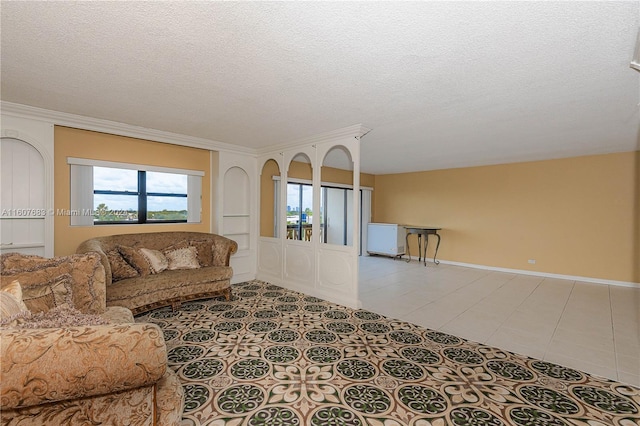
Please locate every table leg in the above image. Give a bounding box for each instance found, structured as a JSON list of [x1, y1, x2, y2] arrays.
[[405, 232, 411, 263], [422, 234, 428, 266], [433, 233, 441, 265]]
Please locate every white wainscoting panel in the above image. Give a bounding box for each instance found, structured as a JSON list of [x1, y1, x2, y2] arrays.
[[257, 237, 282, 284], [317, 245, 359, 308], [230, 252, 254, 284], [284, 240, 314, 291]]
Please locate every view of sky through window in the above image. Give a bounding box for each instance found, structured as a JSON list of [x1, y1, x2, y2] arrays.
[[93, 167, 187, 211], [286, 184, 313, 211], [147, 171, 187, 194]]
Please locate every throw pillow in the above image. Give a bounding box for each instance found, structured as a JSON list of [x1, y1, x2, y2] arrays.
[[0, 280, 29, 326], [164, 240, 210, 267], [117, 245, 152, 276], [21, 274, 74, 314], [2, 305, 110, 329], [164, 246, 200, 270], [139, 248, 169, 274], [0, 252, 107, 315], [211, 241, 232, 267], [191, 240, 213, 267], [163, 240, 189, 252], [0, 252, 52, 271], [106, 249, 139, 282]]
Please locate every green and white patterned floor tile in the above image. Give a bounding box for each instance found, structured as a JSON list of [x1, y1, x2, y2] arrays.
[[135, 280, 640, 426]]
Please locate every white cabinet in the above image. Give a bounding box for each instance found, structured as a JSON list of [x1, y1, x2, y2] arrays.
[[366, 223, 405, 257]]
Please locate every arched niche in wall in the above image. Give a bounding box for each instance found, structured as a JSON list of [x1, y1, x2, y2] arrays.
[[286, 153, 313, 242], [0, 137, 46, 256], [260, 159, 281, 238], [320, 146, 354, 246], [223, 166, 250, 250]]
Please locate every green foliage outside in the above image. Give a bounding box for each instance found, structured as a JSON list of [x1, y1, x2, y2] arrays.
[[94, 203, 187, 222], [148, 210, 188, 220]]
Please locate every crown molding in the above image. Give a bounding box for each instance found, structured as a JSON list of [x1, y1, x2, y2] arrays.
[[1, 101, 371, 158], [0, 101, 256, 155], [257, 124, 371, 155]]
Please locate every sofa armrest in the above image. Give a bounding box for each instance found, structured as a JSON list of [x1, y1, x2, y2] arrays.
[[1, 323, 167, 410], [211, 234, 238, 267], [77, 239, 113, 286]]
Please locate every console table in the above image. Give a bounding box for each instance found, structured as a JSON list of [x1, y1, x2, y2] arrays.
[[404, 226, 441, 266]]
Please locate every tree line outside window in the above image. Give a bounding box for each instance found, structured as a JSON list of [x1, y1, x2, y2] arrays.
[[93, 167, 188, 224]]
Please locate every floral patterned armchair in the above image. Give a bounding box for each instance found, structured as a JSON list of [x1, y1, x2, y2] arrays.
[[0, 252, 184, 426]]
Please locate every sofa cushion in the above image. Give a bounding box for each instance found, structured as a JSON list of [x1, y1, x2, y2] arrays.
[[0, 281, 29, 326], [0, 322, 168, 409], [100, 306, 135, 324], [118, 245, 153, 276], [5, 305, 110, 329], [106, 249, 139, 282], [140, 248, 169, 274], [106, 266, 233, 312], [164, 246, 200, 270], [21, 274, 74, 314], [163, 239, 212, 267], [0, 253, 52, 271], [0, 253, 107, 315], [191, 240, 213, 267]]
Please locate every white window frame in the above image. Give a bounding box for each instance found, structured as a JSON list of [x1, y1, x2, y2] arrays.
[[67, 157, 204, 226]]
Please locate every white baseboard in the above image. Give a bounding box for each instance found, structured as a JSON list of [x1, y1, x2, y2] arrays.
[[249, 259, 640, 290], [231, 272, 256, 285], [419, 258, 640, 289]]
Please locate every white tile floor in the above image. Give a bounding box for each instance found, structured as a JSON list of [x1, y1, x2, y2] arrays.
[[358, 255, 640, 387]]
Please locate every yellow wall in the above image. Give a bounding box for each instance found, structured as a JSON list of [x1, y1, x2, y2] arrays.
[[373, 151, 639, 283], [260, 159, 280, 237], [289, 160, 313, 180], [287, 160, 375, 186], [320, 165, 375, 187], [54, 126, 212, 255]]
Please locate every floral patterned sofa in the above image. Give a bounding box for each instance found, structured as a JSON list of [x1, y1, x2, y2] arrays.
[[0, 252, 184, 426], [76, 231, 238, 315]]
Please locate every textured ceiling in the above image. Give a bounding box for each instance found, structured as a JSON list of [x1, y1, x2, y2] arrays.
[[1, 1, 639, 174]]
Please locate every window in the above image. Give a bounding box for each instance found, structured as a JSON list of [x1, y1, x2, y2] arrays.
[[68, 158, 203, 226], [275, 177, 371, 251], [93, 167, 188, 224]]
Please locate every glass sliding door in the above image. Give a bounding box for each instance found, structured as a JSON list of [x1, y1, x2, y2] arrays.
[[286, 182, 313, 241], [346, 189, 354, 246], [280, 180, 369, 253], [320, 187, 354, 247]]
